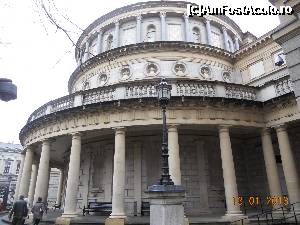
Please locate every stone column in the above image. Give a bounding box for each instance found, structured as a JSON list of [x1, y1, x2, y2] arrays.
[[168, 125, 181, 185], [160, 12, 166, 41], [205, 20, 212, 45], [133, 142, 142, 216], [110, 127, 126, 219], [114, 21, 120, 48], [56, 169, 64, 206], [96, 30, 103, 54], [34, 139, 50, 204], [136, 14, 142, 43], [19, 147, 34, 197], [218, 126, 242, 217], [261, 128, 282, 198], [222, 26, 230, 51], [14, 154, 25, 200], [83, 41, 89, 62], [183, 13, 190, 42], [276, 125, 300, 211], [28, 162, 38, 207], [234, 36, 240, 51], [62, 133, 82, 217]]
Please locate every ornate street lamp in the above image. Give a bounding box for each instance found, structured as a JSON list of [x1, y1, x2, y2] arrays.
[[156, 78, 174, 186]]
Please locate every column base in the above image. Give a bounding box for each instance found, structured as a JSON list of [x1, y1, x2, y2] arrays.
[[105, 218, 125, 225], [61, 212, 78, 218], [55, 217, 72, 225], [184, 216, 189, 225], [222, 212, 247, 222]]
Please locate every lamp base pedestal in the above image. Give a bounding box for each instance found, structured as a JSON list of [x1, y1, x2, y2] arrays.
[[146, 185, 185, 225]]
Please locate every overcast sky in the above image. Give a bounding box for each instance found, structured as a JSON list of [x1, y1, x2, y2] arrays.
[[0, 0, 280, 144]]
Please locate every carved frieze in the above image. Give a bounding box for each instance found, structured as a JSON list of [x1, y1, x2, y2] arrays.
[[274, 78, 293, 96]]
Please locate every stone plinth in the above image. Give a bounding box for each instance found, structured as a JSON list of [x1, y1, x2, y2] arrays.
[[105, 218, 125, 225], [146, 185, 186, 225], [55, 217, 72, 225]]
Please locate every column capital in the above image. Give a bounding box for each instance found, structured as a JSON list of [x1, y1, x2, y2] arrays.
[[97, 29, 103, 35], [183, 12, 189, 20], [167, 124, 179, 130], [41, 138, 53, 145], [25, 146, 33, 152], [160, 12, 166, 18], [205, 19, 211, 24], [222, 26, 227, 31], [218, 124, 231, 132], [261, 127, 272, 136], [114, 126, 126, 134], [136, 14, 142, 21], [235, 36, 239, 41], [70, 132, 81, 137], [115, 20, 120, 26], [274, 124, 287, 132]]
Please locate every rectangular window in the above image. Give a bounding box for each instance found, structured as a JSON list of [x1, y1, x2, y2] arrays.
[[3, 160, 12, 174], [122, 27, 136, 46], [211, 31, 222, 48], [167, 24, 183, 41], [249, 60, 265, 79], [16, 160, 21, 174]]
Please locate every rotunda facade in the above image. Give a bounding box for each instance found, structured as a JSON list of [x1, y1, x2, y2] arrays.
[[17, 0, 300, 221]]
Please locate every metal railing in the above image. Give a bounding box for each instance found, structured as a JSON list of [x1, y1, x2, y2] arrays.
[[230, 201, 299, 225]]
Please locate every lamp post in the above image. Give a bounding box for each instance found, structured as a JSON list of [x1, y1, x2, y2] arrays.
[[146, 79, 186, 225], [148, 78, 184, 192], [156, 78, 174, 186]]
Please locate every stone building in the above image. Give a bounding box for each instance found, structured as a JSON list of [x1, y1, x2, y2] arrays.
[[0, 142, 23, 204], [17, 0, 300, 223]]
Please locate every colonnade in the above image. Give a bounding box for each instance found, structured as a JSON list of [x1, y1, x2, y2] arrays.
[[15, 123, 300, 218], [78, 12, 241, 64]]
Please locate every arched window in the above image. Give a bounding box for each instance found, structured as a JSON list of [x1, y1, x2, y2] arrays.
[[145, 25, 156, 42], [192, 27, 201, 43], [106, 34, 114, 51], [228, 40, 234, 52]]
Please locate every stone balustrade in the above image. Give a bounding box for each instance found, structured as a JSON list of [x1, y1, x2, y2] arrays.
[[83, 87, 116, 105], [51, 95, 74, 113], [176, 83, 216, 97], [225, 85, 256, 100], [26, 78, 294, 124], [125, 84, 157, 98]]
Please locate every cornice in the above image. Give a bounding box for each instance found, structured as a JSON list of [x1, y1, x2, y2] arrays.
[[234, 31, 276, 60], [69, 41, 234, 93]]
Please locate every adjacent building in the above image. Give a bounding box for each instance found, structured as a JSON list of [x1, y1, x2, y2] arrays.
[[0, 142, 22, 205]]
